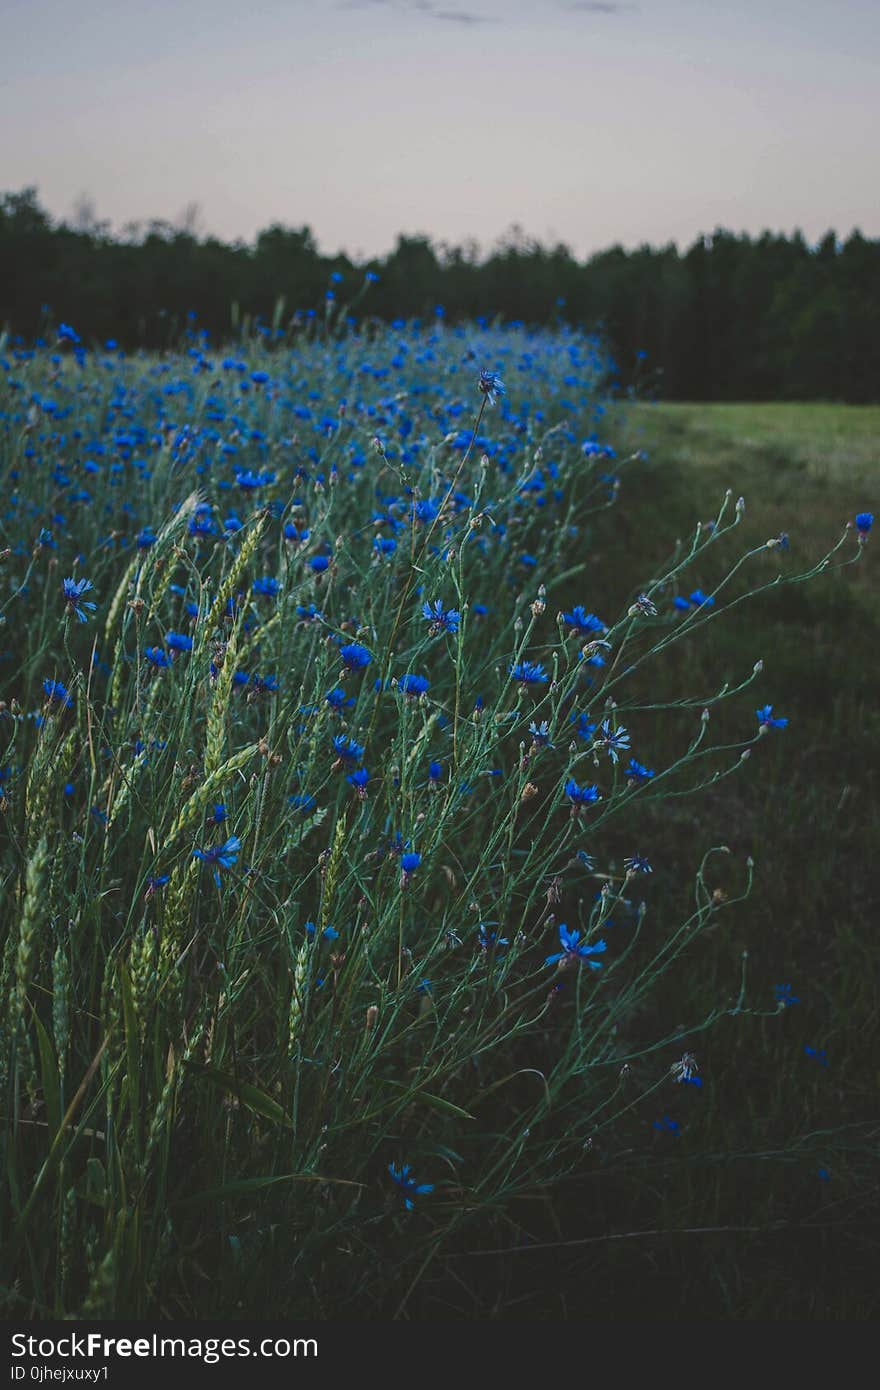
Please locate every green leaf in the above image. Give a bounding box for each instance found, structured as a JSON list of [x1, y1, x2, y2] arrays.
[[33, 1012, 61, 1140], [384, 1080, 474, 1121], [187, 1063, 290, 1126]]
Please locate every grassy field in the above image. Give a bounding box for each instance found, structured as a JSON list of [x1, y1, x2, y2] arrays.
[[538, 401, 880, 1320], [1, 334, 877, 1321]]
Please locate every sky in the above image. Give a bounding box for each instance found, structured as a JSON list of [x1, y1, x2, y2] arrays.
[[2, 0, 878, 259]]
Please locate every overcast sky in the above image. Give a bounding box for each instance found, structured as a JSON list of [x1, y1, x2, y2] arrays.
[[3, 0, 877, 258]]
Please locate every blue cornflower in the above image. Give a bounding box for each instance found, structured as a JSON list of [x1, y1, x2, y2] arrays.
[[288, 792, 317, 815], [774, 982, 799, 1007], [165, 631, 193, 652], [478, 370, 505, 406], [347, 767, 370, 795], [305, 921, 339, 941], [855, 512, 873, 536], [310, 555, 331, 573], [58, 323, 80, 344], [673, 596, 690, 611], [211, 803, 227, 823], [545, 924, 607, 970], [671, 1053, 699, 1083], [624, 854, 653, 875], [564, 778, 601, 809], [756, 705, 788, 730], [428, 760, 443, 783], [422, 599, 460, 634], [688, 589, 714, 606], [653, 1115, 681, 1135], [562, 606, 606, 636], [398, 673, 429, 697], [374, 536, 397, 555], [284, 523, 310, 544], [596, 718, 630, 763], [193, 835, 241, 888], [625, 758, 655, 782], [250, 674, 279, 695], [340, 642, 372, 671], [137, 526, 157, 549], [400, 852, 421, 874], [333, 734, 364, 764], [528, 720, 553, 747], [325, 687, 355, 710], [571, 712, 596, 742], [804, 1045, 828, 1067], [43, 678, 73, 708], [145, 874, 170, 898], [144, 646, 172, 668], [61, 577, 96, 623], [253, 576, 280, 597], [477, 925, 509, 951], [388, 1162, 434, 1211], [510, 660, 549, 685]]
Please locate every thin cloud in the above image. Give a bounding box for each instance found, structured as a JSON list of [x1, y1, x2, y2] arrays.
[[337, 0, 493, 22], [564, 2, 639, 13]]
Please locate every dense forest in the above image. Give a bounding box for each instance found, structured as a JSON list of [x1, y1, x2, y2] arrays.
[[2, 187, 878, 401]]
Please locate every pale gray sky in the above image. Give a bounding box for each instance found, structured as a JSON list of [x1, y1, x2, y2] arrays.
[[2, 0, 878, 257]]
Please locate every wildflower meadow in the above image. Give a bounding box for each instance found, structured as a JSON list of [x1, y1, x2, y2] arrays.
[[0, 314, 875, 1321]]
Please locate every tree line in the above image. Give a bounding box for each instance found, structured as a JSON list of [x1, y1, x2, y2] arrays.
[[2, 187, 877, 401]]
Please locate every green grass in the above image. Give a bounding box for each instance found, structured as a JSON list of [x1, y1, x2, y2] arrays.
[[520, 401, 880, 1320]]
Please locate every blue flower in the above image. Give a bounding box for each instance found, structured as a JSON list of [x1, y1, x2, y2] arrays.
[[310, 555, 331, 573], [422, 599, 460, 634], [43, 678, 73, 708], [510, 660, 549, 685], [388, 1162, 434, 1211], [325, 687, 355, 710], [340, 642, 372, 671], [855, 511, 873, 536], [478, 370, 505, 406], [596, 718, 630, 763], [571, 713, 596, 742], [61, 576, 96, 623], [528, 720, 553, 747], [400, 852, 421, 874], [624, 854, 653, 875], [774, 982, 799, 1007], [756, 705, 788, 730], [165, 631, 193, 652], [477, 925, 509, 951], [144, 646, 172, 668], [211, 803, 227, 823], [545, 924, 607, 969], [193, 835, 241, 888], [688, 589, 714, 607], [136, 523, 156, 547], [305, 921, 339, 941], [428, 760, 443, 783], [253, 576, 280, 597], [398, 673, 429, 697], [333, 734, 364, 764], [562, 606, 605, 636], [564, 778, 601, 809], [347, 766, 370, 793], [804, 1045, 828, 1067], [288, 792, 317, 815], [653, 1115, 681, 1135], [624, 758, 655, 782]]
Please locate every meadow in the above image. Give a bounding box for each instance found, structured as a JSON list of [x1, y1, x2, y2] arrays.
[[0, 320, 876, 1321]]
